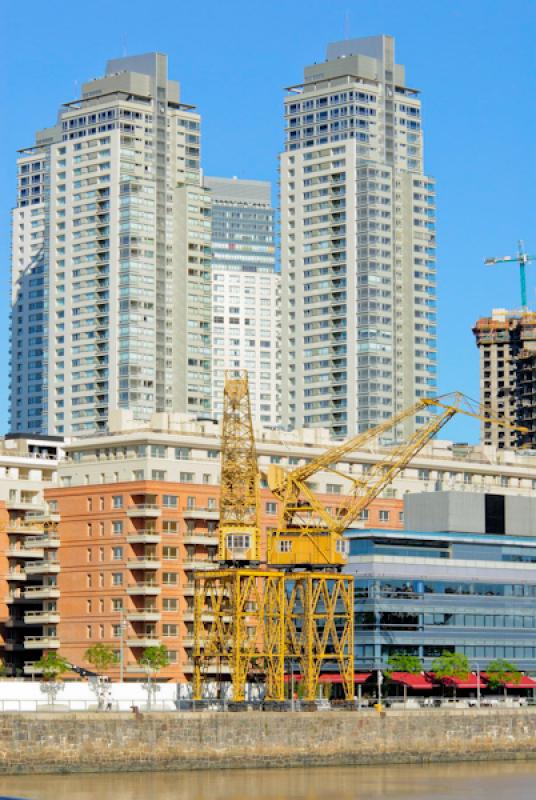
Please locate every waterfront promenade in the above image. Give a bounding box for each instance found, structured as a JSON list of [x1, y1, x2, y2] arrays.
[[1, 708, 536, 775]]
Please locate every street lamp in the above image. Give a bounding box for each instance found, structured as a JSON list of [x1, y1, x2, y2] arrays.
[[475, 662, 481, 709], [119, 612, 128, 683]]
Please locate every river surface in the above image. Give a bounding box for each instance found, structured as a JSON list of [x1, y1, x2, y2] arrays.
[[2, 762, 536, 800]]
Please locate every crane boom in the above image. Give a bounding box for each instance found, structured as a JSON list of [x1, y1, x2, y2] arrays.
[[268, 393, 528, 569]]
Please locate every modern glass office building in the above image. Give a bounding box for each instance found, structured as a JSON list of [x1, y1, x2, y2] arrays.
[[346, 492, 536, 672]]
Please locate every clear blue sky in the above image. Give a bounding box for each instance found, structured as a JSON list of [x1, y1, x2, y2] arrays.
[[1, 0, 535, 442]]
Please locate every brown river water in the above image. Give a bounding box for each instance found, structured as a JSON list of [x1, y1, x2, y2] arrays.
[[2, 762, 536, 800]]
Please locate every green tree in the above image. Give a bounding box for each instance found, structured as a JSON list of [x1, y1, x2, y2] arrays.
[[486, 658, 521, 699], [140, 645, 170, 674], [431, 651, 470, 702], [85, 644, 118, 674], [386, 653, 423, 675], [34, 652, 70, 706], [140, 645, 169, 710], [385, 654, 424, 705], [34, 652, 70, 681]]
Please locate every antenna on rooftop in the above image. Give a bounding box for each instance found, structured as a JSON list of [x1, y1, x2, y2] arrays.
[[344, 11, 351, 40]]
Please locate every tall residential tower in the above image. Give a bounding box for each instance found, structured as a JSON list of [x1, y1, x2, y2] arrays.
[[206, 177, 280, 425], [280, 36, 437, 438], [10, 53, 212, 436]]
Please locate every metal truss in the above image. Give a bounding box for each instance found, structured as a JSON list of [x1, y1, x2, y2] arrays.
[[193, 568, 285, 702], [285, 572, 354, 701]]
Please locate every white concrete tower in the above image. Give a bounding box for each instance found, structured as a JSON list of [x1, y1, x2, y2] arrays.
[[206, 177, 280, 426], [280, 36, 437, 439], [10, 53, 212, 435]]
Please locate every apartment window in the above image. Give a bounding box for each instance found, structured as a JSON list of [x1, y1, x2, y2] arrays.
[[99, 497, 105, 511], [99, 522, 105, 537], [86, 573, 92, 588], [163, 494, 178, 507], [207, 497, 217, 510], [99, 624, 105, 639], [163, 598, 178, 611], [87, 498, 93, 511], [99, 573, 105, 587], [163, 546, 178, 559], [265, 502, 277, 515], [133, 469, 144, 480], [112, 572, 123, 586], [152, 470, 166, 480], [359, 509, 369, 521], [186, 496, 196, 509], [151, 445, 166, 458], [112, 495, 123, 508], [87, 625, 92, 639], [202, 473, 211, 484], [167, 650, 178, 663], [207, 450, 218, 459], [112, 598, 123, 611], [379, 510, 390, 522], [87, 548, 92, 562], [163, 624, 177, 637], [399, 511, 404, 522], [112, 625, 121, 638], [326, 484, 342, 494], [112, 521, 123, 535], [112, 546, 123, 560], [163, 520, 178, 533], [418, 469, 430, 481], [162, 572, 178, 585], [180, 472, 194, 483], [86, 599, 92, 613], [175, 447, 191, 460], [500, 476, 509, 487], [99, 547, 105, 562]]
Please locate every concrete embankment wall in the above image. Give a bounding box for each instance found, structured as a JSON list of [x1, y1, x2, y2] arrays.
[[2, 709, 536, 775]]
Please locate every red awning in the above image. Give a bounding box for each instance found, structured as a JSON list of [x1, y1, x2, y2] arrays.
[[481, 672, 536, 689], [283, 674, 302, 683], [388, 671, 434, 689], [317, 673, 373, 684], [434, 673, 487, 689]]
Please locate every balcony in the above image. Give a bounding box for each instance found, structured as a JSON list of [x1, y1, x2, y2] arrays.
[[126, 556, 161, 570], [127, 531, 161, 544], [24, 636, 60, 650], [7, 569, 26, 582], [32, 536, 60, 549], [182, 507, 219, 521], [183, 533, 218, 545], [19, 545, 46, 559], [126, 610, 161, 622], [24, 662, 44, 675], [25, 561, 60, 575], [24, 610, 60, 625], [127, 504, 161, 518], [22, 586, 60, 600], [126, 637, 160, 648], [7, 520, 43, 534], [126, 583, 161, 596], [182, 560, 215, 570]]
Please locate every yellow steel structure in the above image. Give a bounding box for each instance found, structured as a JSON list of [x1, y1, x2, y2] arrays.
[[268, 392, 528, 569], [218, 370, 261, 565], [193, 568, 285, 702], [285, 572, 354, 701]]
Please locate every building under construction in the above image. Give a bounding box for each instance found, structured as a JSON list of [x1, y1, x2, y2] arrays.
[[473, 309, 536, 449]]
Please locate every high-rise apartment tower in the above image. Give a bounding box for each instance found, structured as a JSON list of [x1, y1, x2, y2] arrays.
[[280, 36, 437, 438], [10, 53, 212, 436], [206, 177, 280, 425], [473, 309, 536, 449]]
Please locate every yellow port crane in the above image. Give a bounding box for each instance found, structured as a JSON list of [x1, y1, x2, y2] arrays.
[[217, 370, 261, 565], [267, 392, 528, 570], [193, 371, 285, 703]]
